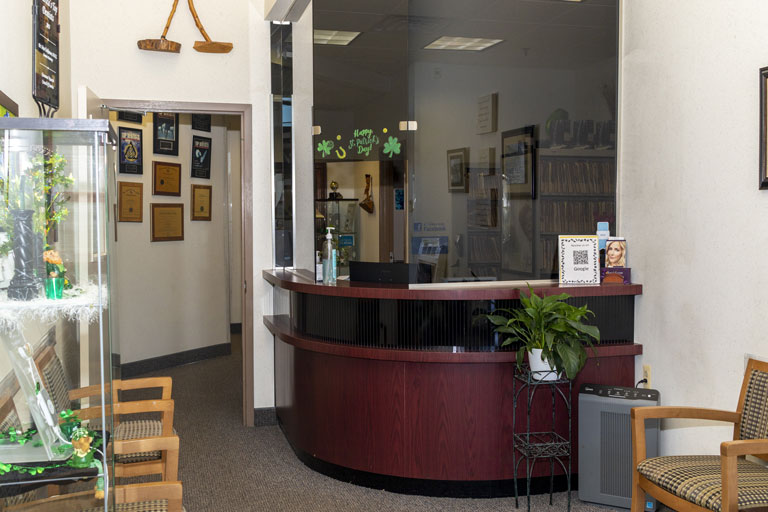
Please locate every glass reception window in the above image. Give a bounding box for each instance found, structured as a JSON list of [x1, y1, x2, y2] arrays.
[[0, 118, 114, 511], [313, 0, 618, 281]]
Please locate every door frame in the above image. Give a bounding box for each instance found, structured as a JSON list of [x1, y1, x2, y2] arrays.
[[102, 98, 255, 426]]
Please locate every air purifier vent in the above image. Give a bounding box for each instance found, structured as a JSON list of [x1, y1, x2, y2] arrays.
[[600, 410, 631, 498]]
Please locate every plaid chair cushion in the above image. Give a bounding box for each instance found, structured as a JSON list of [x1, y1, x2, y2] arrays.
[[0, 407, 21, 432], [114, 420, 176, 464], [740, 369, 768, 441], [40, 354, 73, 414], [638, 455, 768, 511], [82, 500, 186, 512]]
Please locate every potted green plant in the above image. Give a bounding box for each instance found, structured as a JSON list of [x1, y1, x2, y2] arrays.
[[486, 285, 600, 380]]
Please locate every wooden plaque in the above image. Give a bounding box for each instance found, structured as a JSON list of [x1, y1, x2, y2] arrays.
[[151, 203, 184, 242], [191, 184, 212, 221], [153, 161, 182, 196], [118, 182, 143, 222]]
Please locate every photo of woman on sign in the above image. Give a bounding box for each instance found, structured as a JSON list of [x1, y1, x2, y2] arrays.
[[605, 239, 626, 267]]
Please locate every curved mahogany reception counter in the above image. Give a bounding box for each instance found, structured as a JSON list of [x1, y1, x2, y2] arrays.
[[264, 269, 643, 496]]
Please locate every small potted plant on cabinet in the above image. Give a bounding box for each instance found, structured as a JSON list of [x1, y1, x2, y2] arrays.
[[486, 285, 600, 380]]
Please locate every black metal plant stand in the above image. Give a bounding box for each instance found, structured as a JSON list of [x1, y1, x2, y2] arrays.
[[512, 364, 572, 512]]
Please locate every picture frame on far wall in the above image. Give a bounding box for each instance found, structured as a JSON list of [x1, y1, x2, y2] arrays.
[[152, 161, 182, 196], [153, 112, 179, 156], [0, 90, 19, 117], [501, 125, 536, 199], [118, 126, 143, 174], [759, 66, 768, 189], [191, 114, 211, 132], [118, 181, 143, 222], [151, 203, 184, 242], [117, 110, 143, 124], [191, 135, 212, 179], [191, 184, 212, 221], [447, 147, 469, 192]]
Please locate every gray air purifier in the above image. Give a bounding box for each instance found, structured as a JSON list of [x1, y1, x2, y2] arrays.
[[578, 384, 660, 510]]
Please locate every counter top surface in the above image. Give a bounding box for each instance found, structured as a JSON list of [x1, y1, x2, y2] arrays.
[[263, 268, 643, 300]]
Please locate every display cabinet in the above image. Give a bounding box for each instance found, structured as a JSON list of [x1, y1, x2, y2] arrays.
[[0, 118, 115, 511], [315, 198, 359, 276]]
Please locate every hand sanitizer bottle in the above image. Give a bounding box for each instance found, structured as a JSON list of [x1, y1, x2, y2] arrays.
[[322, 227, 337, 285]]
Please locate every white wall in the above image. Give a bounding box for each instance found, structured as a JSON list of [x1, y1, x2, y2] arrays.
[[110, 113, 232, 364], [621, 0, 768, 454]]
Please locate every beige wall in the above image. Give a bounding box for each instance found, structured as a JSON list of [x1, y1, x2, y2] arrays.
[[109, 112, 233, 364], [621, 0, 768, 454]]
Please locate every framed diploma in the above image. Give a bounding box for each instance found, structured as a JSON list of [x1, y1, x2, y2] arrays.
[[118, 182, 143, 222], [152, 161, 182, 196], [151, 203, 184, 242], [191, 184, 212, 221], [153, 112, 179, 156], [191, 135, 212, 179], [119, 127, 143, 174]]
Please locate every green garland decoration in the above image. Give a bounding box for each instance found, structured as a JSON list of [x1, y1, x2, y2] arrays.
[[0, 428, 37, 446]]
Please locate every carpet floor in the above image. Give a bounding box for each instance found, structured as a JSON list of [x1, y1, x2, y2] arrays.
[[132, 340, 646, 512]]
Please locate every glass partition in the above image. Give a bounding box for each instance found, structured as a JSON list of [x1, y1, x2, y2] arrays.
[[313, 0, 618, 281]]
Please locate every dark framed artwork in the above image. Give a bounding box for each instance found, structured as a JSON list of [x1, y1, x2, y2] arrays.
[[118, 181, 143, 222], [0, 90, 19, 117], [119, 127, 143, 174], [760, 67, 768, 189], [447, 147, 469, 192], [191, 184, 212, 221], [152, 161, 182, 196], [191, 135, 212, 179], [501, 125, 536, 199], [191, 114, 211, 132], [153, 112, 179, 156], [151, 203, 184, 242], [117, 111, 143, 124]]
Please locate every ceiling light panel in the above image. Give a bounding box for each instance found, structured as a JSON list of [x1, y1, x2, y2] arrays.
[[424, 36, 503, 51], [314, 30, 361, 46]]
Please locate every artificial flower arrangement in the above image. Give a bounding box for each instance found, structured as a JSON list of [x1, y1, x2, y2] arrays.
[[43, 248, 72, 289]]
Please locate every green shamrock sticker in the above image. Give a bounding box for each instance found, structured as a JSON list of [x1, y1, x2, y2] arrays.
[[316, 140, 333, 157], [383, 136, 401, 158]]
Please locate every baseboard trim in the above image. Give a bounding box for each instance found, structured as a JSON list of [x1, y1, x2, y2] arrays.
[[278, 420, 578, 498], [230, 323, 242, 334], [254, 407, 277, 426], [121, 343, 231, 378]]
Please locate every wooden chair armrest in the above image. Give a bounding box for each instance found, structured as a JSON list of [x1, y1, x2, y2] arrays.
[[118, 377, 172, 400], [721, 439, 768, 457], [631, 406, 741, 423], [68, 383, 110, 401]]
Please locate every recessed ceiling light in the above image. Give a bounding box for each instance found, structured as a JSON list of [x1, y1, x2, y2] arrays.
[[424, 36, 503, 52], [314, 30, 360, 46]]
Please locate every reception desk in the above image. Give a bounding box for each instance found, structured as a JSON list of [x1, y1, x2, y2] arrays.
[[264, 269, 643, 496]]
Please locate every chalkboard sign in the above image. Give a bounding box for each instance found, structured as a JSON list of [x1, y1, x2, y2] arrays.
[[191, 136, 212, 179], [32, 0, 60, 111]]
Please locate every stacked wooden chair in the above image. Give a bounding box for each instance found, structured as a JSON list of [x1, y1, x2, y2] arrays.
[[631, 358, 768, 512]]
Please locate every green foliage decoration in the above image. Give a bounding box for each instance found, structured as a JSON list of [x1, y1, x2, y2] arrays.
[[486, 285, 600, 380]]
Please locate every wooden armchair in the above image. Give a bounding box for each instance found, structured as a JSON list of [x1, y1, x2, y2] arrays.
[[631, 358, 768, 512]]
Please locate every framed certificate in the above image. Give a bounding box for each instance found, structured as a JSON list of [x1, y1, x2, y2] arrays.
[[191, 184, 212, 221], [119, 127, 143, 174], [501, 125, 536, 199], [153, 112, 179, 156], [151, 203, 184, 242], [153, 161, 182, 196], [118, 182, 143, 222], [558, 235, 599, 285]]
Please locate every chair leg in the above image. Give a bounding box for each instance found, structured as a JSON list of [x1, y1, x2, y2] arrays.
[[631, 473, 645, 512]]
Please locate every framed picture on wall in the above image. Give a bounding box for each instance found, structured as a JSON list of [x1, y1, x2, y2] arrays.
[[191, 184, 212, 221], [118, 126, 143, 174], [152, 161, 182, 196], [117, 111, 143, 124], [191, 135, 212, 179], [153, 112, 179, 156], [151, 203, 184, 242], [447, 147, 469, 192], [759, 66, 768, 189], [118, 181, 143, 222], [191, 114, 211, 132], [0, 89, 19, 117], [501, 125, 536, 199]]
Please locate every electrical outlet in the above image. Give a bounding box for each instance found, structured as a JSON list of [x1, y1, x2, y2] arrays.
[[642, 364, 651, 389]]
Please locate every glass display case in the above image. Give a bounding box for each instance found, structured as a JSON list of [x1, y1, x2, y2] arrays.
[[0, 118, 114, 510], [315, 198, 359, 276]]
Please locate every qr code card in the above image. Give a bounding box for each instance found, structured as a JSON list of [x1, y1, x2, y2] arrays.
[[558, 235, 599, 284]]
